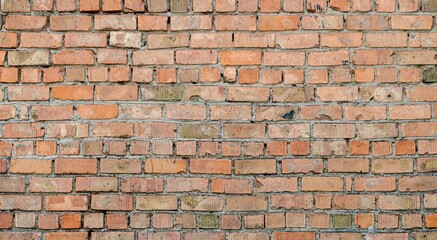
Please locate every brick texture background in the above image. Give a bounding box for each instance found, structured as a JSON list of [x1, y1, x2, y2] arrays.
[[0, 0, 436, 239]]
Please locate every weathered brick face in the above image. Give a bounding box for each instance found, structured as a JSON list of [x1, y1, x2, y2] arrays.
[[0, 0, 436, 239]]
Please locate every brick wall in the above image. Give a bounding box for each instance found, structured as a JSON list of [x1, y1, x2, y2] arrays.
[[0, 0, 436, 239]]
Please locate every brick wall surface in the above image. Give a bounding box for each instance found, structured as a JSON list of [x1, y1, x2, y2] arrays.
[[0, 0, 436, 239]]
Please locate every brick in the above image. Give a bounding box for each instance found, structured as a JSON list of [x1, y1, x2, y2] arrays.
[[136, 196, 177, 210], [91, 195, 132, 211], [167, 178, 208, 192], [171, 15, 211, 31], [45, 195, 87, 211], [55, 158, 97, 174], [316, 86, 358, 102], [302, 106, 342, 120], [65, 33, 106, 47], [60, 214, 81, 229], [392, 15, 433, 30], [0, 176, 25, 192], [50, 15, 91, 31], [366, 32, 408, 47], [53, 50, 95, 65], [190, 159, 231, 174], [176, 50, 217, 65], [0, 68, 18, 83], [95, 15, 137, 30], [358, 123, 398, 138], [282, 159, 323, 174], [256, 177, 297, 192], [100, 158, 141, 173], [144, 158, 186, 174], [379, 195, 420, 210], [328, 158, 369, 173], [375, 0, 395, 12], [355, 177, 396, 191], [264, 52, 305, 66], [313, 124, 355, 138], [38, 213, 58, 230], [227, 196, 267, 211], [216, 0, 235, 12], [190, 0, 211, 11], [235, 160, 276, 175], [259, 16, 300, 31], [148, 33, 188, 49], [211, 178, 252, 194], [1, 0, 30, 12], [347, 15, 388, 30], [302, 15, 344, 30], [110, 32, 142, 48], [308, 50, 349, 66], [76, 177, 118, 192], [397, 50, 437, 65], [272, 87, 314, 102], [235, 33, 274, 48], [389, 105, 431, 120], [418, 158, 437, 172], [5, 16, 47, 30], [133, 50, 174, 65], [9, 159, 51, 174], [32, 105, 73, 121], [95, 85, 138, 101], [372, 158, 413, 173], [138, 16, 167, 30], [0, 33, 19, 48], [92, 232, 135, 240], [321, 32, 362, 48], [278, 33, 319, 49], [52, 86, 93, 100], [220, 51, 262, 66], [399, 176, 437, 191], [302, 177, 344, 191], [0, 195, 42, 210], [191, 33, 232, 48], [215, 15, 256, 31], [228, 87, 269, 102], [8, 50, 50, 66], [181, 196, 223, 211]]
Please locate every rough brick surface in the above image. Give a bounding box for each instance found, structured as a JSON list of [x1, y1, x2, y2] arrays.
[[0, 0, 436, 238]]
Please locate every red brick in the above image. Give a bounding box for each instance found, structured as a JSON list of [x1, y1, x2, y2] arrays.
[[61, 214, 81, 229], [391, 15, 433, 30], [190, 158, 231, 174], [136, 196, 178, 210], [76, 177, 117, 192], [5, 16, 47, 30], [94, 15, 137, 30], [227, 196, 268, 211], [171, 15, 211, 31], [211, 178, 253, 194], [91, 195, 132, 211], [45, 195, 88, 211], [215, 15, 256, 31], [283, 0, 304, 11], [372, 158, 413, 173], [347, 15, 388, 30], [302, 177, 344, 191], [302, 15, 344, 30], [259, 16, 300, 31], [138, 16, 167, 30], [397, 50, 437, 65], [264, 52, 305, 66]]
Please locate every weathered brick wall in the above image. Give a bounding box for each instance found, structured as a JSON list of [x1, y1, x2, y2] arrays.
[[0, 0, 436, 239]]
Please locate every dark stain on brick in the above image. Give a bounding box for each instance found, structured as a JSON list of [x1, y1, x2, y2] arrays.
[[282, 110, 295, 120], [423, 68, 437, 83]]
